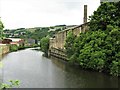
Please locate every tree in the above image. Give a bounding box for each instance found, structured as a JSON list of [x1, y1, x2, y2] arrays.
[[0, 19, 4, 39], [89, 2, 120, 32], [40, 36, 49, 57], [64, 31, 76, 60], [89, 2, 120, 76]]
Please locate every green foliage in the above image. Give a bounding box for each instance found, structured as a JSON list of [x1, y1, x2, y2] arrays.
[[110, 61, 120, 76], [0, 20, 4, 30], [65, 2, 120, 76], [76, 31, 107, 71], [89, 2, 120, 32], [0, 19, 4, 38], [65, 31, 76, 59], [0, 80, 20, 89], [40, 36, 49, 57], [9, 44, 35, 51], [9, 44, 18, 52], [31, 28, 49, 40]]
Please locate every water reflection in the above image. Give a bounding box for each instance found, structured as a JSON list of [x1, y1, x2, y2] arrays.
[[51, 56, 119, 88], [0, 48, 119, 88]]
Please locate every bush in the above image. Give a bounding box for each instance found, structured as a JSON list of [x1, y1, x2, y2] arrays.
[[110, 61, 120, 76], [40, 36, 49, 57], [9, 44, 18, 52], [0, 80, 20, 89]]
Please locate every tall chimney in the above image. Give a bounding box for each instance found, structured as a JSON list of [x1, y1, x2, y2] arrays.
[[83, 5, 87, 24]]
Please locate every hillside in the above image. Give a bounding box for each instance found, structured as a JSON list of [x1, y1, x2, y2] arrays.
[[3, 25, 76, 40]]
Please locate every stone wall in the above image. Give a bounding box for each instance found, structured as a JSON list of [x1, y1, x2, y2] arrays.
[[0, 44, 10, 56], [49, 23, 89, 50]]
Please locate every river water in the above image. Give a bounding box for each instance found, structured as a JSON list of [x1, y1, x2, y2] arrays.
[[0, 48, 119, 88]]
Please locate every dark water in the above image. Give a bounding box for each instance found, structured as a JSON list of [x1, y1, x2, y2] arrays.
[[0, 48, 119, 88]]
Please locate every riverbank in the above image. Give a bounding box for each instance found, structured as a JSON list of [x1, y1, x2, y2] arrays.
[[48, 43, 120, 77], [47, 48, 119, 77], [8, 44, 39, 52], [50, 55, 120, 78]]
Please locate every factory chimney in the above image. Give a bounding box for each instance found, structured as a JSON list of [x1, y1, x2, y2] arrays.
[[83, 5, 87, 24]]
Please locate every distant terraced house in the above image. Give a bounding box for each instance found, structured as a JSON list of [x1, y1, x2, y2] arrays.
[[2, 38, 25, 46]]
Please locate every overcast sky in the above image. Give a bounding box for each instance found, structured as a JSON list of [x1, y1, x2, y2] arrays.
[[0, 0, 100, 29]]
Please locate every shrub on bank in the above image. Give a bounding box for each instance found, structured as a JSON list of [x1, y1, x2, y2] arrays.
[[9, 44, 18, 52], [40, 36, 49, 57], [9, 44, 39, 52]]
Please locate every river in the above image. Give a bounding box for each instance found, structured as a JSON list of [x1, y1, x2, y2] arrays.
[[0, 48, 119, 88]]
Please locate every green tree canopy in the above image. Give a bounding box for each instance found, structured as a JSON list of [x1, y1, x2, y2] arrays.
[[0, 19, 4, 29], [40, 36, 49, 57], [0, 19, 4, 38], [89, 2, 120, 32], [65, 31, 76, 59]]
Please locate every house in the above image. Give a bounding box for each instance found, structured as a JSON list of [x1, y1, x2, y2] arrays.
[[25, 38, 36, 46], [2, 39, 12, 44], [6, 38, 24, 46], [0, 38, 25, 47]]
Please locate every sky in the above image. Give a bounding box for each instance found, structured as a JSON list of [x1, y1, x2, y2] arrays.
[[0, 0, 100, 29]]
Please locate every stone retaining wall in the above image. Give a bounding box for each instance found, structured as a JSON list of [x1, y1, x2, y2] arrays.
[[0, 44, 10, 56]]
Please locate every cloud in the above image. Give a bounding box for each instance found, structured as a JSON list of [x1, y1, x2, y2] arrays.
[[0, 0, 100, 29]]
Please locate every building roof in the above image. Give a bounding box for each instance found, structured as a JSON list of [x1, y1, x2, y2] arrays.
[[7, 38, 22, 42], [58, 22, 89, 33]]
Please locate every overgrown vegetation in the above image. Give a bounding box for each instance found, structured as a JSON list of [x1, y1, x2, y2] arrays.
[[0, 80, 20, 89], [40, 36, 49, 57], [65, 2, 120, 76], [0, 19, 4, 39], [9, 44, 18, 52], [9, 44, 37, 52], [65, 31, 76, 60]]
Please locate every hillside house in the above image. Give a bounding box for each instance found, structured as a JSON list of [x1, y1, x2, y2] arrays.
[[7, 38, 24, 46]]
